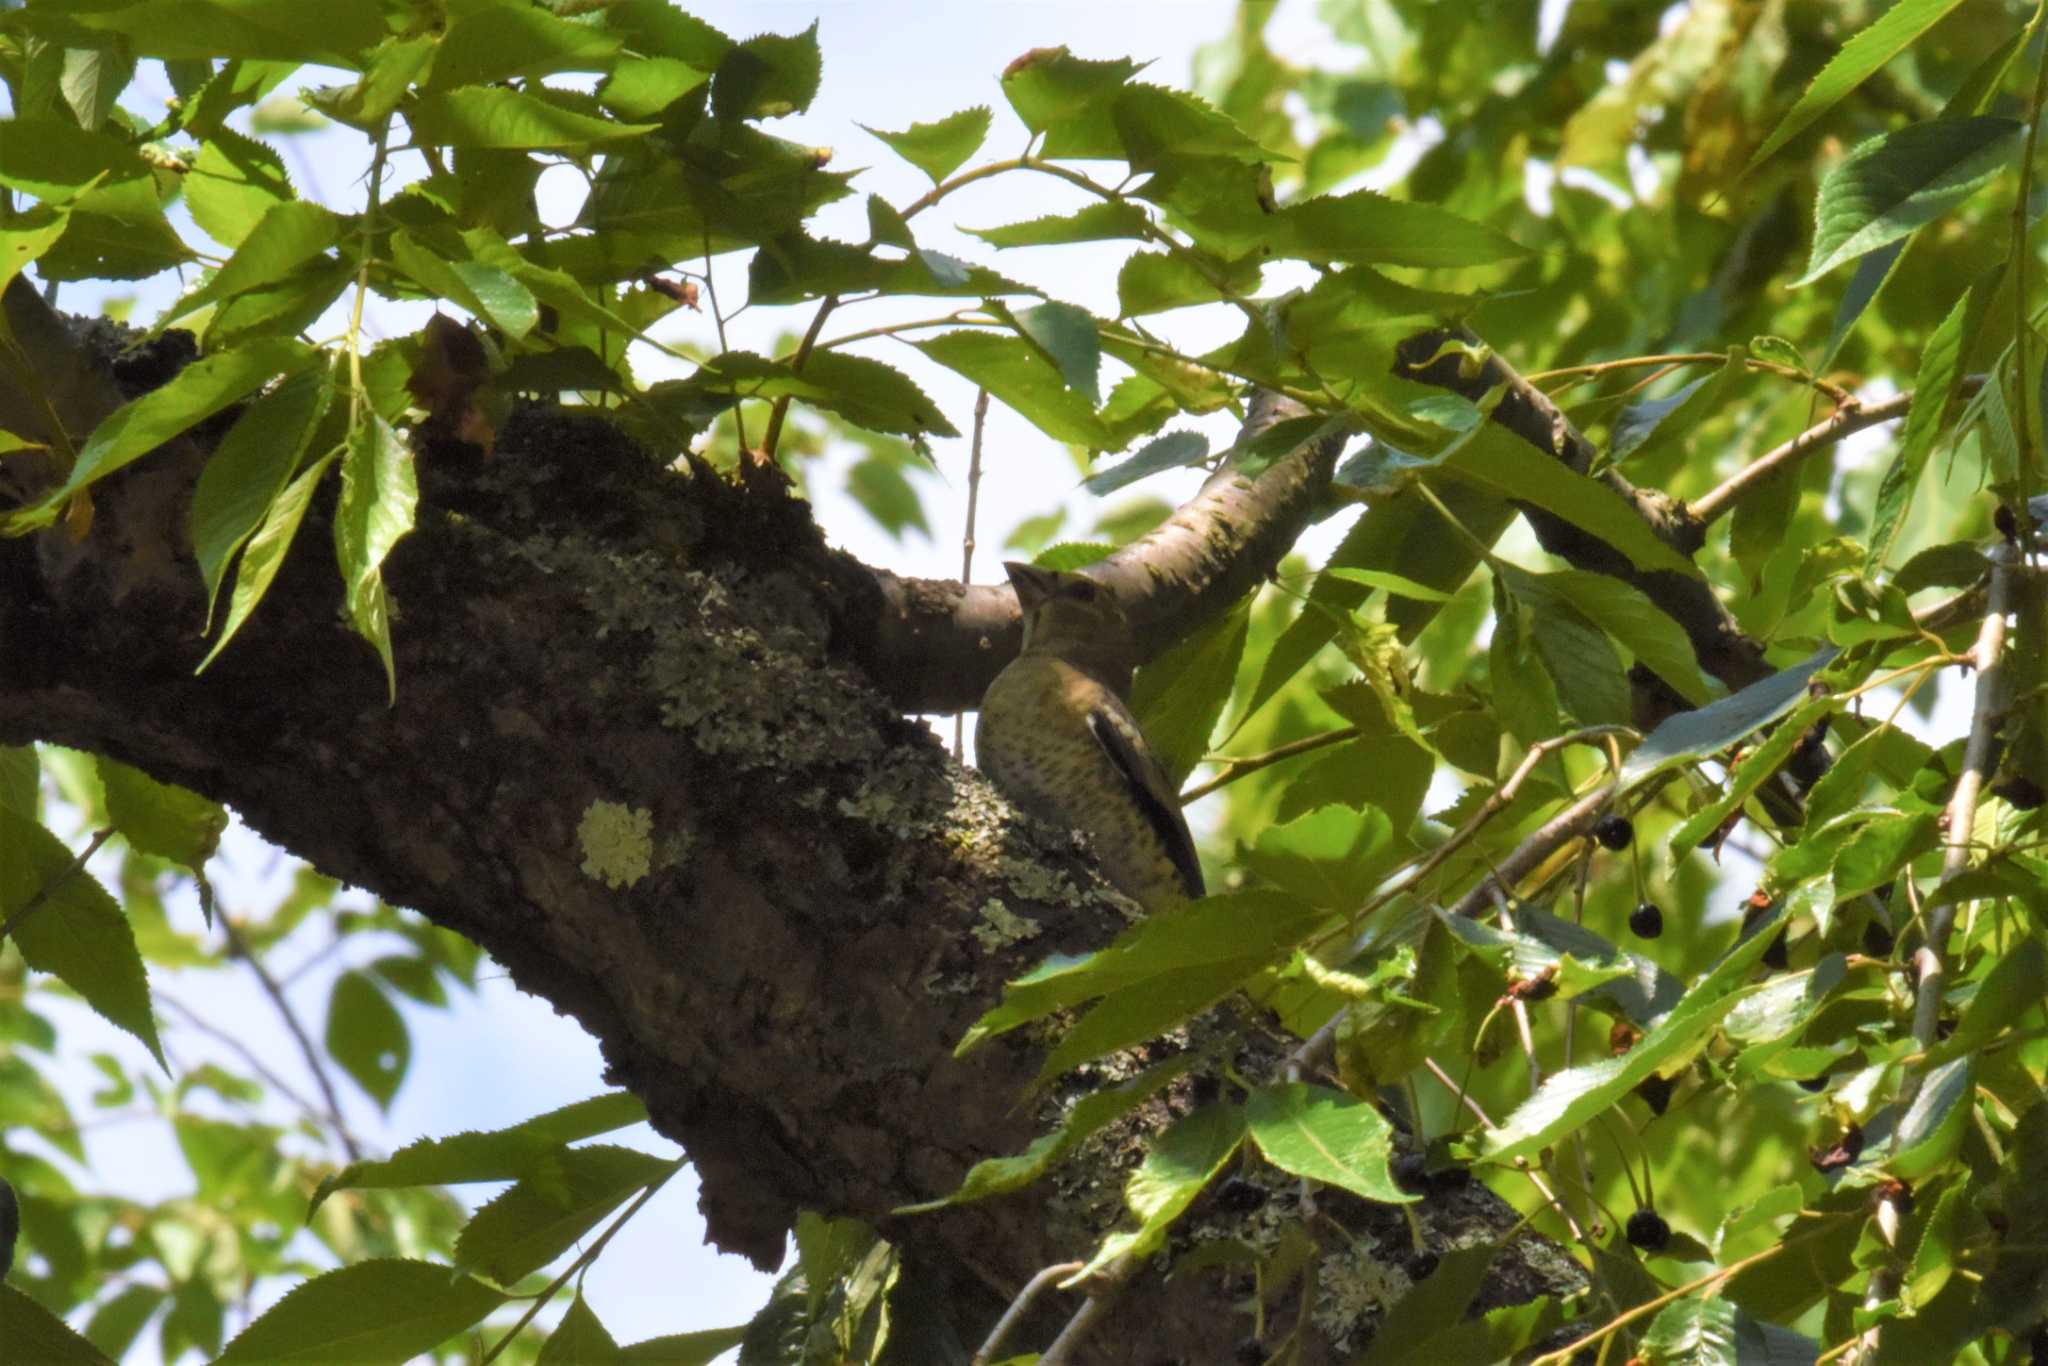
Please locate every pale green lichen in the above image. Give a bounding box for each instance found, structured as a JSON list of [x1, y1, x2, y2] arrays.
[[1313, 1235, 1406, 1354], [971, 899, 1043, 952], [577, 800, 654, 889]]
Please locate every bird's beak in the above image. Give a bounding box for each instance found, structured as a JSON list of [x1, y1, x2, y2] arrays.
[[1002, 560, 1059, 612]]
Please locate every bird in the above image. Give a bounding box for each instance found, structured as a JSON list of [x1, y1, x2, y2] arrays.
[[975, 561, 1204, 914]]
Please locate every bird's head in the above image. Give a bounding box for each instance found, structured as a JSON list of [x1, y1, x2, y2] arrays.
[[1003, 561, 1130, 667]]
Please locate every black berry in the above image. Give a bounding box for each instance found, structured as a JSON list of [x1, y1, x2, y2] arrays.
[[1625, 1208, 1671, 1252], [1635, 1074, 1673, 1116], [1594, 815, 1634, 850], [1403, 1249, 1440, 1281], [1628, 902, 1664, 938], [1798, 1074, 1829, 1093], [1213, 1177, 1268, 1214]]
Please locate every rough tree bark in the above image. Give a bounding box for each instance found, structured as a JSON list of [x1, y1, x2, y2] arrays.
[[0, 283, 1594, 1361]]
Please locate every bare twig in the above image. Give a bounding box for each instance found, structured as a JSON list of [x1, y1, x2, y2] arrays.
[[1419, 1058, 1585, 1243], [157, 991, 356, 1150], [956, 388, 991, 761], [219, 917, 363, 1162], [1180, 723, 1360, 804], [1688, 391, 1914, 527], [972, 1260, 1084, 1365], [1037, 1264, 1127, 1366]]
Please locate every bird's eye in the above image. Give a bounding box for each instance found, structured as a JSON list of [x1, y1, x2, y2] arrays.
[[1068, 581, 1098, 602]]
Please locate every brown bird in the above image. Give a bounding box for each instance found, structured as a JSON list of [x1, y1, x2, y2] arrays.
[[975, 562, 1204, 913]]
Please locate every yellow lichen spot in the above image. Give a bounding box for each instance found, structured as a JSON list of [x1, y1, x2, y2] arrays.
[[577, 800, 654, 890], [972, 899, 1043, 952]]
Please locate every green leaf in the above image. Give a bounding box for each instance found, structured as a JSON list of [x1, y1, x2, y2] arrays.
[[0, 201, 72, 298], [1923, 937, 2048, 1068], [913, 331, 1109, 446], [698, 350, 958, 440], [215, 1259, 505, 1364], [427, 5, 621, 91], [1436, 420, 1700, 579], [311, 1092, 649, 1214], [1073, 1102, 1244, 1278], [186, 127, 294, 250], [1131, 596, 1249, 786], [1867, 285, 1972, 570], [1354, 1244, 1503, 1366], [1891, 1058, 1971, 1181], [1012, 301, 1101, 406], [0, 116, 151, 200], [1478, 903, 1789, 1164], [163, 200, 341, 328], [711, 23, 821, 121], [455, 1146, 675, 1284], [1084, 430, 1208, 496], [407, 87, 656, 149], [958, 890, 1321, 1054], [968, 200, 1153, 248], [1639, 1295, 1818, 1364], [190, 365, 333, 628], [1275, 188, 1529, 269], [1116, 248, 1258, 316], [861, 106, 991, 185], [1244, 1083, 1413, 1203], [1745, 0, 1971, 174], [845, 451, 929, 540], [1000, 48, 1142, 157], [84, 1284, 164, 1362], [387, 230, 539, 340], [333, 413, 418, 699], [0, 746, 36, 819], [1112, 83, 1277, 171], [1534, 566, 1718, 705], [1621, 647, 1838, 787], [98, 758, 226, 874], [325, 969, 409, 1110], [9, 338, 316, 530], [619, 1326, 749, 1364], [1667, 697, 1833, 860], [198, 450, 336, 672], [1796, 118, 2023, 285], [538, 1294, 620, 1366], [898, 1051, 1199, 1211], [0, 1282, 113, 1365], [0, 809, 165, 1070], [1610, 352, 1745, 466]]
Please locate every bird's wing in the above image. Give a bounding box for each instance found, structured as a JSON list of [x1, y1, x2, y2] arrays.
[[1085, 704, 1205, 900]]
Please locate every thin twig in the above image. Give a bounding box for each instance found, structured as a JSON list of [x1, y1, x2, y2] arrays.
[[1037, 1264, 1127, 1366], [1688, 390, 1913, 526], [0, 826, 115, 943], [219, 917, 363, 1162], [1525, 351, 1856, 407], [956, 387, 991, 761], [759, 294, 838, 463], [1180, 724, 1360, 804], [477, 1160, 681, 1364], [1419, 1058, 1584, 1244], [972, 1260, 1084, 1365], [157, 991, 344, 1142]]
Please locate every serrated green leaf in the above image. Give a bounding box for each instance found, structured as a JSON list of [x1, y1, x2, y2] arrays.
[[161, 200, 341, 328], [1000, 47, 1142, 157], [408, 87, 656, 149], [0, 1282, 112, 1366], [0, 116, 151, 200], [1867, 285, 1972, 571], [8, 337, 315, 531], [1668, 697, 1831, 860], [1131, 595, 1248, 785], [325, 969, 409, 1110], [1072, 1102, 1244, 1279], [190, 366, 332, 628], [711, 23, 820, 122], [0, 809, 165, 1070], [0, 201, 72, 298], [537, 1294, 620, 1366], [913, 331, 1109, 446], [199, 449, 336, 672], [1622, 647, 1838, 787], [427, 5, 621, 91], [1797, 118, 2022, 284], [1245, 1082, 1412, 1203], [861, 106, 991, 185], [215, 1259, 505, 1364], [1012, 301, 1101, 405], [333, 413, 417, 698], [1275, 188, 1529, 269], [311, 1092, 648, 1215], [619, 1326, 748, 1364], [1083, 430, 1207, 496], [387, 230, 539, 339], [1610, 351, 1745, 466], [1478, 904, 1788, 1164], [455, 1146, 675, 1284], [98, 758, 226, 873], [898, 1051, 1199, 1212], [186, 127, 294, 250], [968, 200, 1153, 248], [1746, 0, 1971, 174]]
